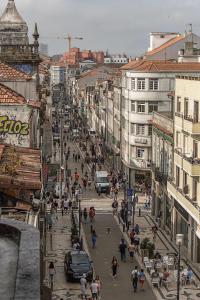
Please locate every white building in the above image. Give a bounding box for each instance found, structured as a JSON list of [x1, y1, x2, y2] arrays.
[[121, 60, 200, 186], [39, 43, 48, 56], [144, 32, 200, 61], [50, 64, 66, 85], [104, 55, 128, 64]]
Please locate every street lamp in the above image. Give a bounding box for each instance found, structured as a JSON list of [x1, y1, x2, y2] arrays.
[[176, 234, 184, 300]]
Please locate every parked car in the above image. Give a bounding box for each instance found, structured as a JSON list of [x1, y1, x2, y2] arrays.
[[64, 251, 93, 282]]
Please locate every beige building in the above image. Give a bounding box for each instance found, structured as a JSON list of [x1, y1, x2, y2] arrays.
[[150, 112, 173, 230], [167, 76, 200, 263]]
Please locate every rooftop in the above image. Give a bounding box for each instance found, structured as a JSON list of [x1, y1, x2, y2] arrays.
[[121, 60, 200, 72], [0, 83, 40, 107], [0, 0, 26, 24], [0, 145, 41, 190], [0, 61, 31, 80], [146, 34, 184, 56]]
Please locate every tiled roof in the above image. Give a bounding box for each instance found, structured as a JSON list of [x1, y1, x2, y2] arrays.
[[121, 60, 200, 72], [0, 62, 31, 80], [0, 83, 26, 104], [0, 145, 41, 190], [145, 35, 184, 56]]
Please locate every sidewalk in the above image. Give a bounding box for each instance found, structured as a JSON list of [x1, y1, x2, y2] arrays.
[[120, 210, 200, 300]]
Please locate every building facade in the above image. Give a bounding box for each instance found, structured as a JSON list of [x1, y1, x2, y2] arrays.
[[150, 112, 173, 230], [121, 60, 200, 187], [50, 64, 66, 85], [167, 76, 200, 263]]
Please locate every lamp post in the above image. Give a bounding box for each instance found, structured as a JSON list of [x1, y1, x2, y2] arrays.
[[176, 234, 184, 300]]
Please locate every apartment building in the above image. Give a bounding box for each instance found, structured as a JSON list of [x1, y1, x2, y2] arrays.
[[50, 64, 66, 85], [167, 76, 200, 263], [121, 60, 200, 187], [150, 112, 173, 230]]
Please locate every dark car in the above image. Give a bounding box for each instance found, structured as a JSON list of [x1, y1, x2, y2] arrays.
[[64, 251, 93, 282]]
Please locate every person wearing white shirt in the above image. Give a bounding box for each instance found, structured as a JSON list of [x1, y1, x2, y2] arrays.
[[90, 280, 99, 300]]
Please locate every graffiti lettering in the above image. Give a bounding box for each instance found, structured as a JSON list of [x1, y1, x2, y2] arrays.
[[0, 116, 29, 135]]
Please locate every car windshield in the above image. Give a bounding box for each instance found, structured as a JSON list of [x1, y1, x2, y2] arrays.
[[72, 255, 89, 264], [97, 177, 108, 183]]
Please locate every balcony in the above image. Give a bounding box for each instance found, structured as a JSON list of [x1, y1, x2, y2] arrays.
[[175, 112, 200, 134], [174, 150, 200, 176], [130, 159, 151, 170], [167, 179, 200, 224]]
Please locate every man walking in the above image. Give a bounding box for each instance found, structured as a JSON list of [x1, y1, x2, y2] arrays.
[[119, 238, 127, 261], [131, 266, 139, 293]]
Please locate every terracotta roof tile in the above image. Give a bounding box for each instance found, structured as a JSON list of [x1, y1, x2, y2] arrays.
[[0, 145, 41, 190], [0, 62, 31, 80], [0, 83, 26, 104], [121, 60, 200, 72], [146, 35, 184, 56]]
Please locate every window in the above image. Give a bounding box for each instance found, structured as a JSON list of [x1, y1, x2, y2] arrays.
[[130, 123, 135, 134], [131, 78, 136, 90], [137, 102, 145, 113], [149, 102, 158, 113], [137, 78, 145, 90], [148, 125, 152, 136], [184, 98, 189, 117], [149, 78, 159, 90], [137, 148, 145, 158], [131, 101, 135, 112], [193, 141, 198, 158], [177, 97, 181, 112], [136, 124, 145, 135]]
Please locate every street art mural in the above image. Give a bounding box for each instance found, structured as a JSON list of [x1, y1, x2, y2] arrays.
[[0, 106, 31, 147]]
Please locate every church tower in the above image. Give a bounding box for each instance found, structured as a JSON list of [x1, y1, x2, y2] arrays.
[[0, 0, 29, 45]]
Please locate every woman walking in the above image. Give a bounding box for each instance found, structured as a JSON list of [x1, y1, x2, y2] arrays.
[[111, 256, 119, 279], [95, 275, 102, 299], [83, 208, 88, 224], [139, 269, 146, 290], [91, 230, 97, 248]]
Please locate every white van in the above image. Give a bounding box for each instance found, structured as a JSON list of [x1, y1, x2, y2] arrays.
[[95, 171, 110, 193], [54, 182, 65, 198]]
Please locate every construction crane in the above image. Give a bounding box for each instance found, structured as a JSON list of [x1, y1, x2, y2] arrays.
[[41, 34, 83, 52]]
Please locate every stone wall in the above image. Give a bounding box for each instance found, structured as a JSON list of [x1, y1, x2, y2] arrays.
[[0, 219, 40, 300]]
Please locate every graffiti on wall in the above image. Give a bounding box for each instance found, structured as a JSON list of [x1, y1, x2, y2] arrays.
[[0, 106, 31, 147]]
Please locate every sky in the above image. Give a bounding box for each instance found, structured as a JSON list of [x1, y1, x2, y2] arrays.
[[0, 0, 200, 56]]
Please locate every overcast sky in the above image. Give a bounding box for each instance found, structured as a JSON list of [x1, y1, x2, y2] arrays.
[[1, 0, 200, 56]]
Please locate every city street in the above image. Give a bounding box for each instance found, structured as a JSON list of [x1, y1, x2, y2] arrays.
[[83, 214, 156, 300]]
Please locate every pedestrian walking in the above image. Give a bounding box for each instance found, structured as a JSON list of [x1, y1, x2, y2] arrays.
[[91, 230, 97, 248], [95, 275, 102, 299], [135, 224, 140, 235], [131, 266, 139, 293], [128, 242, 135, 261], [139, 269, 146, 290], [80, 274, 88, 300], [64, 199, 68, 214], [90, 280, 99, 300], [48, 262, 56, 290], [111, 256, 119, 279], [89, 207, 95, 223], [119, 238, 127, 261], [83, 208, 88, 224]]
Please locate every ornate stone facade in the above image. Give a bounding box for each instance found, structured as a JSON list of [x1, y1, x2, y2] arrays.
[[0, 0, 29, 45]]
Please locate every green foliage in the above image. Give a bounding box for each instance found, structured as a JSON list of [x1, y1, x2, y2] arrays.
[[140, 237, 155, 259]]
